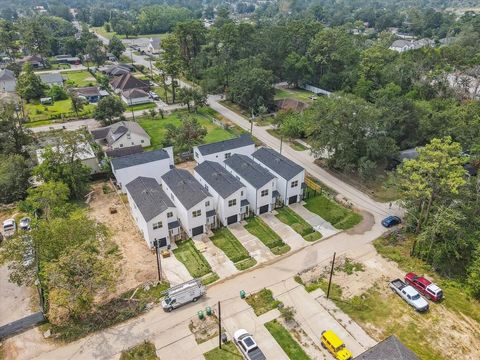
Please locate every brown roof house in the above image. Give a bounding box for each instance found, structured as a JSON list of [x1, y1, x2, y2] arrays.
[[110, 73, 149, 94], [16, 55, 44, 69]]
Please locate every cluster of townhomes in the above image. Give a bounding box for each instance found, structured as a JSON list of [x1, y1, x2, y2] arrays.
[[96, 129, 306, 250]]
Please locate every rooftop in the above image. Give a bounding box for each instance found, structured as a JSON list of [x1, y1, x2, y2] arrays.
[[196, 134, 254, 156], [111, 149, 170, 170], [195, 161, 244, 198], [105, 145, 144, 158], [91, 121, 150, 145], [36, 142, 96, 163], [125, 177, 174, 222], [110, 73, 149, 91], [74, 86, 100, 97], [253, 147, 303, 180], [0, 69, 16, 81], [38, 73, 64, 84], [122, 88, 149, 99], [353, 335, 419, 360], [162, 168, 211, 210], [224, 154, 275, 189]]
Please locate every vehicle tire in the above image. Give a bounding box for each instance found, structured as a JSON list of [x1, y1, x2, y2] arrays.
[[192, 297, 198, 302], [167, 307, 173, 312], [321, 342, 326, 349]]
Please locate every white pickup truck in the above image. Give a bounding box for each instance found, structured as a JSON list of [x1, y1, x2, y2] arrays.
[[233, 329, 266, 360], [390, 279, 429, 312]]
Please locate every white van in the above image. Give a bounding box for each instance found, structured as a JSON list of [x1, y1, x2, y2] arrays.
[[3, 219, 16, 238]]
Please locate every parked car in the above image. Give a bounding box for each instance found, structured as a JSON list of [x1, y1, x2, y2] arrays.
[[3, 219, 16, 238], [390, 279, 429, 312], [320, 330, 352, 360], [149, 91, 159, 100], [161, 279, 206, 312], [405, 273, 443, 302], [233, 329, 266, 360], [381, 215, 401, 228], [20, 217, 31, 231]]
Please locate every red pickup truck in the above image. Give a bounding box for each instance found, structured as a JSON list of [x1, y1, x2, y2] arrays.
[[404, 273, 443, 302]]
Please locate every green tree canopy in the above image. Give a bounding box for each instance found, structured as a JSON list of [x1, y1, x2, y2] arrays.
[[16, 63, 44, 102]]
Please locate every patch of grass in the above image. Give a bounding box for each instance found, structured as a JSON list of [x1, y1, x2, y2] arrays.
[[294, 275, 343, 296], [336, 258, 365, 275], [245, 288, 282, 316], [275, 207, 322, 241], [244, 217, 290, 255], [62, 70, 97, 87], [211, 228, 256, 270], [49, 63, 71, 70], [123, 281, 170, 301], [290, 140, 308, 151], [92, 26, 169, 40], [274, 88, 315, 103], [24, 99, 94, 121], [173, 239, 212, 278], [218, 100, 249, 117], [304, 194, 362, 230], [24, 119, 53, 128], [128, 102, 156, 111], [204, 341, 242, 360], [264, 319, 311, 360], [202, 272, 220, 285], [120, 341, 158, 360]]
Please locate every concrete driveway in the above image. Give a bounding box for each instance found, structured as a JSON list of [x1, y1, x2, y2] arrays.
[[260, 212, 307, 250], [162, 252, 192, 286], [228, 222, 275, 263], [0, 265, 34, 327], [290, 202, 339, 238], [192, 235, 237, 278]]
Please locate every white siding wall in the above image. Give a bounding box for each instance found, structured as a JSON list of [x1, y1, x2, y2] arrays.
[[0, 79, 16, 92], [113, 158, 171, 192], [112, 132, 151, 149], [193, 144, 255, 164], [121, 95, 152, 106]]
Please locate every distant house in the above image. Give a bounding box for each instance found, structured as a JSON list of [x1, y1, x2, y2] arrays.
[[110, 73, 149, 94], [74, 87, 108, 103], [224, 154, 278, 215], [354, 335, 419, 360], [0, 69, 16, 92], [16, 55, 44, 69], [147, 38, 161, 54], [106, 53, 117, 62], [100, 64, 131, 77], [194, 160, 248, 226], [162, 168, 216, 237], [54, 55, 81, 65], [111, 148, 174, 192], [252, 147, 305, 205], [389, 38, 434, 52], [121, 88, 152, 106], [125, 176, 181, 249], [193, 134, 255, 164], [91, 121, 151, 149], [38, 73, 65, 87], [36, 142, 101, 174], [105, 145, 144, 158]]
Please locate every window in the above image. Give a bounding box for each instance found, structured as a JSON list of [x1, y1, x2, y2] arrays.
[[141, 140, 144, 143], [228, 199, 237, 207], [153, 221, 163, 230], [225, 152, 231, 159], [241, 191, 244, 196], [120, 144, 124, 148], [205, 201, 210, 207], [261, 189, 269, 197], [291, 180, 299, 188], [131, 142, 134, 145], [167, 212, 173, 218], [195, 151, 199, 158], [192, 210, 201, 218]]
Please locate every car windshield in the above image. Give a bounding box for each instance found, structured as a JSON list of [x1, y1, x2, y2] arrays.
[[243, 337, 255, 347], [164, 297, 171, 304], [411, 294, 420, 300], [3, 225, 13, 230]]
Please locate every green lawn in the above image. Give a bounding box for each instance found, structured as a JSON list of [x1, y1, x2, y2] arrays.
[[120, 341, 158, 360], [304, 193, 362, 230], [138, 110, 235, 150], [172, 239, 213, 278], [274, 88, 315, 103], [210, 228, 256, 270], [244, 217, 290, 255], [275, 207, 322, 241], [204, 341, 242, 360], [291, 140, 308, 151], [264, 319, 311, 360], [128, 102, 156, 111], [246, 288, 282, 316], [62, 70, 97, 87], [24, 100, 95, 121], [92, 26, 169, 40]]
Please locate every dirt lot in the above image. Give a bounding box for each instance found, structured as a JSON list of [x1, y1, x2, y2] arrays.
[[88, 181, 158, 295]]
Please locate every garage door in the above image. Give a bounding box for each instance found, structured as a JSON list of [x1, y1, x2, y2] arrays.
[[227, 215, 238, 225], [191, 225, 204, 236], [156, 237, 167, 247], [259, 205, 269, 214], [288, 195, 298, 205]]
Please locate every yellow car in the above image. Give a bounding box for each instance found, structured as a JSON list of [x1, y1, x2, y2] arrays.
[[321, 330, 353, 360]]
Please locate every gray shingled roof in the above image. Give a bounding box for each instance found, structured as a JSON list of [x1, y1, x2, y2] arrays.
[[162, 168, 211, 210], [106, 145, 144, 158], [224, 154, 275, 189], [253, 147, 303, 180], [91, 121, 150, 144], [196, 134, 254, 156], [354, 336, 419, 360], [195, 161, 244, 198], [111, 149, 169, 170], [38, 73, 64, 85], [0, 69, 16, 81], [125, 177, 174, 222]]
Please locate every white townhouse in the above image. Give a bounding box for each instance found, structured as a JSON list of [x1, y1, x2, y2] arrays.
[[194, 161, 248, 226], [111, 148, 174, 192], [224, 154, 278, 215], [193, 134, 255, 164], [125, 177, 181, 249], [161, 168, 215, 237], [91, 121, 151, 149], [252, 147, 305, 205]]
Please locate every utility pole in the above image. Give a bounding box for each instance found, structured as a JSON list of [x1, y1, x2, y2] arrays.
[[153, 240, 162, 282], [280, 136, 283, 155], [131, 106, 136, 121], [149, 56, 153, 79], [218, 301, 222, 349], [327, 252, 336, 299]]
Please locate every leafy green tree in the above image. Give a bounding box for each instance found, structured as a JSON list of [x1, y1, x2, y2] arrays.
[[85, 38, 106, 67], [0, 154, 30, 204], [48, 85, 68, 101], [23, 181, 70, 220], [0, 103, 32, 155], [18, 16, 50, 62], [69, 91, 86, 118], [108, 36, 125, 59], [163, 116, 207, 152], [16, 63, 44, 102], [468, 248, 480, 299], [283, 52, 312, 87], [0, 19, 18, 60], [93, 96, 125, 125], [158, 34, 182, 103], [174, 20, 207, 78]]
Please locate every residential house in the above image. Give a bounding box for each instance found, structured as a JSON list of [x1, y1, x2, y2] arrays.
[[125, 176, 180, 249], [54, 55, 81, 65], [193, 134, 255, 164], [38, 73, 65, 87], [161, 168, 215, 237], [121, 88, 152, 106], [91, 121, 151, 149], [111, 148, 174, 192], [194, 161, 248, 226], [0, 69, 16, 92], [389, 40, 415, 52], [36, 141, 101, 174], [110, 73, 149, 94], [252, 147, 305, 205], [354, 335, 419, 360], [105, 145, 144, 158], [224, 154, 277, 215], [106, 53, 117, 62], [147, 38, 161, 54], [100, 64, 131, 77], [16, 55, 44, 68], [74, 87, 108, 103]]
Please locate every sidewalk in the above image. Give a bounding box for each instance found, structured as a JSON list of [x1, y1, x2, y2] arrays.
[[228, 222, 275, 263], [260, 212, 306, 250], [289, 202, 339, 237]]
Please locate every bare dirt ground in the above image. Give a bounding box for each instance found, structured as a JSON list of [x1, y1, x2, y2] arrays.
[[175, 160, 196, 173], [88, 181, 158, 295], [280, 317, 325, 360]]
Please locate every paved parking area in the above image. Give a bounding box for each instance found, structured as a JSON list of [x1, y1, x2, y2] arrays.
[[162, 252, 192, 286], [260, 212, 307, 250], [290, 203, 339, 237], [228, 222, 275, 263], [192, 235, 237, 278]]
